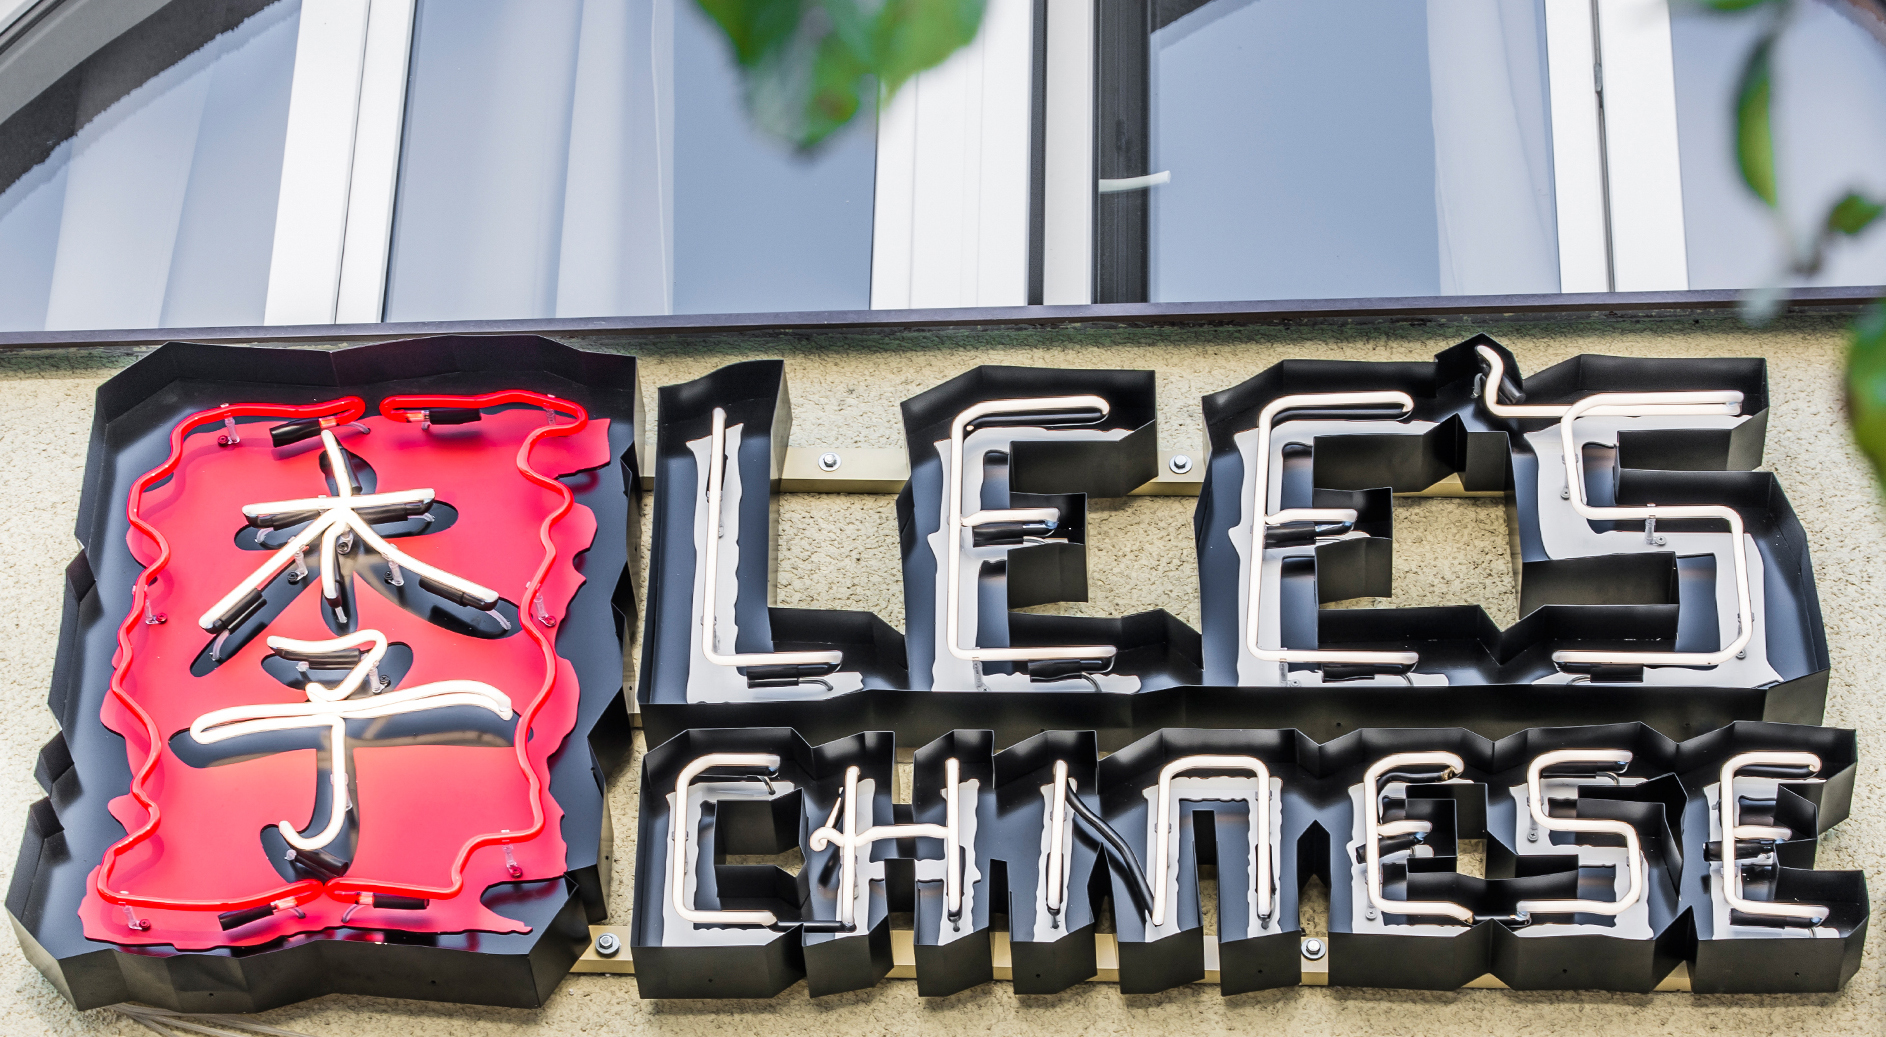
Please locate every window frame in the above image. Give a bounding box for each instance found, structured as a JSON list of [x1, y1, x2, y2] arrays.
[[271, 0, 1028, 323], [1593, 0, 1690, 292], [1, 0, 1882, 339], [868, 0, 1038, 310], [0, 283, 1875, 353], [1064, 0, 1717, 303], [262, 0, 412, 325], [293, 0, 1703, 317]]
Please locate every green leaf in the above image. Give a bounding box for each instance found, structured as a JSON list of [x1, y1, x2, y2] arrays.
[[1846, 300, 1886, 486], [1735, 37, 1778, 208], [696, 0, 805, 66], [1828, 193, 1885, 236], [693, 0, 987, 150], [872, 0, 986, 94], [1701, 0, 1779, 10]]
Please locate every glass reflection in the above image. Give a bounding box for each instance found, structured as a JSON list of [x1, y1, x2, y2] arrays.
[[1137, 0, 1559, 302], [384, 0, 877, 322], [1671, 3, 1886, 290], [0, 1, 301, 332]]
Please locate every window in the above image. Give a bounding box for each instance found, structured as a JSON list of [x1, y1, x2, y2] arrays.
[[381, 0, 878, 322], [1670, 1, 1886, 290], [1077, 0, 1886, 302], [0, 0, 1880, 335], [1093, 0, 1560, 304], [0, 0, 302, 331]]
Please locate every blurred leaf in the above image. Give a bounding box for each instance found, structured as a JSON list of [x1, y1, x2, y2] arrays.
[[1828, 193, 1885, 236], [1735, 36, 1778, 208], [873, 0, 984, 92], [696, 0, 806, 65], [1738, 283, 1788, 324], [1846, 301, 1886, 483], [1701, 0, 1779, 10], [698, 0, 986, 150]]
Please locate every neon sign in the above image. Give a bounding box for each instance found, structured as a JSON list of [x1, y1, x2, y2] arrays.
[[10, 337, 639, 1011]]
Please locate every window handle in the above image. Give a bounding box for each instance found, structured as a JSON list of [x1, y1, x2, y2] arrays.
[[1098, 170, 1171, 193]]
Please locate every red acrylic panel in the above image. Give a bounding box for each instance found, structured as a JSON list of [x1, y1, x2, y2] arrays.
[[80, 395, 610, 949]]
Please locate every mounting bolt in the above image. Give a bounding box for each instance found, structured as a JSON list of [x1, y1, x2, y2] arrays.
[[1168, 454, 1193, 475], [595, 932, 621, 957], [818, 452, 841, 472], [1526, 826, 1539, 843], [1301, 937, 1327, 960], [1364, 906, 1378, 921]]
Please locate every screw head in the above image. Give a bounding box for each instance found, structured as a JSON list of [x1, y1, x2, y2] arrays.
[[1168, 454, 1193, 474], [817, 451, 841, 472], [1301, 937, 1327, 960], [1364, 906, 1378, 921], [595, 932, 621, 957]]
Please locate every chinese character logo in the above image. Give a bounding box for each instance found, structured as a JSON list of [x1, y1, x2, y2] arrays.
[[82, 393, 607, 948]]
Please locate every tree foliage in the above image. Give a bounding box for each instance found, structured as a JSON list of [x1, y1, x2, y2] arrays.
[[1718, 0, 1886, 480], [696, 0, 986, 149]]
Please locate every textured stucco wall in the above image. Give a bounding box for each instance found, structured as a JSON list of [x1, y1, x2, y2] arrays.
[[0, 316, 1877, 1036]]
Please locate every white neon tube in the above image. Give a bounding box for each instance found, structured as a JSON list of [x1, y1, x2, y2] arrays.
[[321, 425, 359, 495], [1046, 759, 1069, 915], [1514, 749, 1643, 919], [668, 752, 785, 927], [1361, 752, 1474, 925], [1149, 755, 1273, 928], [340, 509, 500, 608], [189, 630, 511, 853], [1554, 393, 1752, 669], [1476, 346, 1740, 424], [265, 629, 388, 702], [198, 516, 336, 631], [201, 428, 499, 632], [1474, 345, 1753, 670], [1718, 751, 1827, 928], [944, 757, 962, 921], [1475, 346, 1578, 419], [699, 408, 843, 680], [319, 520, 345, 607], [810, 762, 963, 929], [944, 397, 1117, 669], [1242, 392, 1421, 675], [242, 488, 433, 527]]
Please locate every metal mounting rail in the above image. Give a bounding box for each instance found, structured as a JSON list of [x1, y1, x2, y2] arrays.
[[569, 925, 1695, 990], [642, 445, 1507, 497]]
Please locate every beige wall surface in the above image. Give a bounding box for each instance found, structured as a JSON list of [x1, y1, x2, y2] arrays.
[[0, 317, 1878, 1036]]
